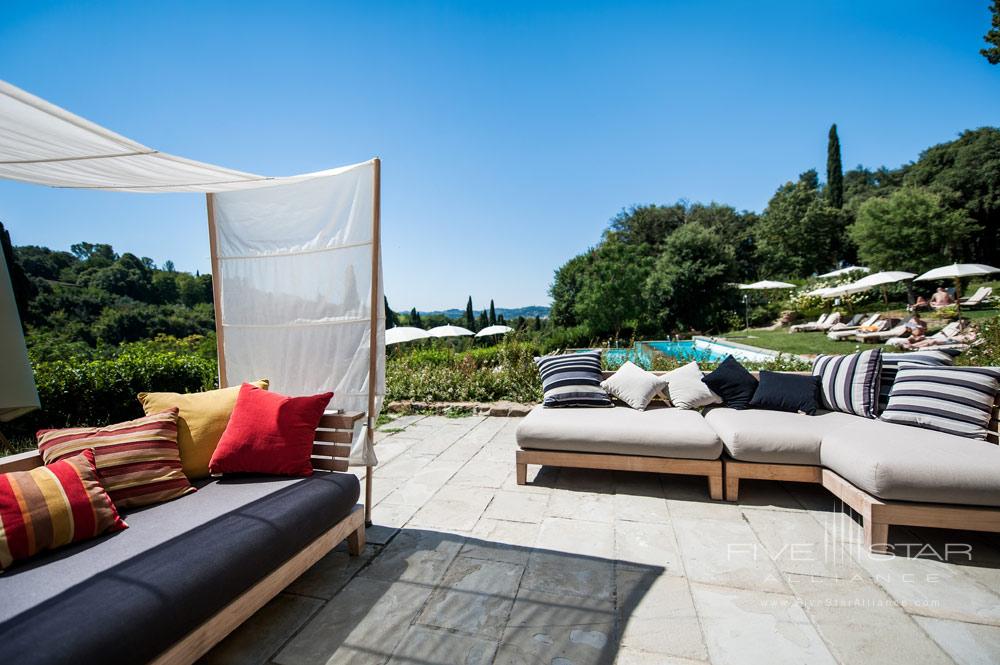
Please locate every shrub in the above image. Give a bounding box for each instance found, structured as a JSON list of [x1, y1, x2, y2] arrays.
[[957, 316, 1000, 367]]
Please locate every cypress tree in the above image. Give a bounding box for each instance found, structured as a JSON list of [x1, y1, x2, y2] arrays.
[[478, 310, 489, 330], [489, 299, 497, 325], [384, 295, 398, 329], [498, 314, 506, 325], [465, 296, 475, 330], [533, 315, 542, 331], [516, 315, 526, 329], [409, 307, 422, 328], [827, 123, 844, 209]]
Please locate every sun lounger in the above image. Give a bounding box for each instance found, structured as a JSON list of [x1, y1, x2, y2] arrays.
[[829, 315, 883, 340], [789, 312, 828, 333], [960, 286, 992, 308], [856, 322, 908, 343]]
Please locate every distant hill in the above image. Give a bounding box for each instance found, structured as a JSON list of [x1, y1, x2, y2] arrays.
[[419, 306, 549, 319]]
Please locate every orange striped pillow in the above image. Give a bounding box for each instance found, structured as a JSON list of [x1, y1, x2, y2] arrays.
[[37, 409, 196, 509], [0, 449, 127, 569]]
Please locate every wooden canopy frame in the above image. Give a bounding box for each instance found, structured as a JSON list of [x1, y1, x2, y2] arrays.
[[204, 158, 381, 526]]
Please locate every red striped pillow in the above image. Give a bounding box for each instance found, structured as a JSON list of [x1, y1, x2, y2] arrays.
[[37, 409, 196, 509], [0, 449, 127, 569]]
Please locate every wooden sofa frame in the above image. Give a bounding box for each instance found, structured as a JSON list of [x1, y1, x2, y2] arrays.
[[0, 410, 367, 665]]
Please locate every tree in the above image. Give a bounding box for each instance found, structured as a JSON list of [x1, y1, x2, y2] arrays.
[[686, 203, 758, 281], [498, 314, 506, 325], [533, 315, 542, 331], [464, 296, 475, 330], [645, 223, 736, 332], [549, 253, 592, 327], [408, 307, 423, 328], [478, 309, 489, 330], [384, 296, 398, 329], [983, 0, 1000, 64], [755, 170, 847, 277], [70, 242, 117, 264], [849, 187, 977, 274], [827, 124, 844, 209], [489, 299, 497, 325], [163, 260, 175, 272], [573, 238, 653, 338], [606, 204, 686, 251], [152, 272, 180, 304], [516, 315, 526, 329]]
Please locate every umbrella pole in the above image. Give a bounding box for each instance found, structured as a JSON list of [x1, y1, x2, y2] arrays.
[[743, 294, 750, 333]]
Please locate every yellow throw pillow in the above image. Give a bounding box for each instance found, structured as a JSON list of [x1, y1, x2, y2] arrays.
[[138, 380, 268, 479]]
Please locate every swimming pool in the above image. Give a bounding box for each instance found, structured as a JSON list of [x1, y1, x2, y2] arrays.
[[587, 338, 776, 367]]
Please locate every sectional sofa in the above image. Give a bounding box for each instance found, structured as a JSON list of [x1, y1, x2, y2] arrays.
[[0, 411, 366, 665], [515, 371, 1000, 553]]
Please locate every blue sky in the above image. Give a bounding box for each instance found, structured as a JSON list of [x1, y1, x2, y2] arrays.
[[1, 1, 997, 310]]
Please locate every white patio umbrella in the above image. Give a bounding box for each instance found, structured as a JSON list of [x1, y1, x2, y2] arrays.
[[385, 326, 432, 345], [915, 263, 1000, 316], [474, 325, 514, 338], [737, 281, 796, 331], [817, 265, 870, 278], [427, 324, 475, 338]]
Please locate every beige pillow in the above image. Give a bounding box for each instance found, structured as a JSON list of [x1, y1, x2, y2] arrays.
[[138, 380, 268, 479], [600, 361, 669, 410], [662, 362, 721, 410]]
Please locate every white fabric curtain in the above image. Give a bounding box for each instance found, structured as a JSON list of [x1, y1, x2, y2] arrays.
[[0, 248, 39, 421], [211, 162, 384, 465]]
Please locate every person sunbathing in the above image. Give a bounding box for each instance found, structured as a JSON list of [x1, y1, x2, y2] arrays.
[[902, 324, 975, 349], [903, 313, 928, 343], [908, 295, 929, 312], [929, 287, 954, 309]]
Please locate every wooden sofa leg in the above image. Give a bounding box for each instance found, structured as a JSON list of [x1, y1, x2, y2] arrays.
[[516, 462, 527, 485], [725, 474, 740, 502], [863, 514, 890, 554], [347, 524, 365, 556], [708, 473, 723, 501]]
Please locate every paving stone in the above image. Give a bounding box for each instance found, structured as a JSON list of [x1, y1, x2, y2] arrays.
[[483, 489, 548, 523], [613, 481, 671, 524], [662, 476, 738, 520], [496, 587, 616, 665], [914, 616, 1000, 665], [521, 549, 615, 600], [615, 520, 684, 575], [691, 583, 838, 665], [379, 458, 464, 506], [617, 570, 707, 660], [386, 625, 497, 665], [416, 556, 523, 639], [742, 507, 863, 579], [407, 485, 494, 532], [614, 650, 709, 665], [547, 487, 616, 523], [450, 459, 512, 488], [203, 592, 322, 665], [358, 528, 464, 584], [369, 500, 420, 529], [287, 543, 379, 600], [274, 577, 432, 665], [364, 523, 399, 546], [536, 516, 614, 558], [462, 519, 538, 565], [673, 516, 789, 593], [786, 573, 954, 664]]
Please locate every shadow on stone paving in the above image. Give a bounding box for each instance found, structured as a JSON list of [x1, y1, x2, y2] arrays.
[[204, 528, 664, 665]]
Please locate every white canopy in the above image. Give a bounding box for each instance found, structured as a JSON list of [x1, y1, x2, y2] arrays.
[[0, 80, 383, 477], [817, 266, 869, 278], [428, 325, 475, 338], [386, 327, 432, 345], [915, 264, 1000, 281], [819, 270, 916, 297], [475, 325, 513, 338], [740, 280, 796, 290]]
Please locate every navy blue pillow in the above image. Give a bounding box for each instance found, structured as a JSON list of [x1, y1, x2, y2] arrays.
[[701, 355, 758, 410], [749, 371, 821, 415]]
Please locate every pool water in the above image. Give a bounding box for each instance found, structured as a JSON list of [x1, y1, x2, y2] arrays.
[[591, 339, 775, 368]]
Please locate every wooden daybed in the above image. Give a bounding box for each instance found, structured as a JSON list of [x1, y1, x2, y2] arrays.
[[516, 370, 1000, 553], [0, 411, 366, 665]]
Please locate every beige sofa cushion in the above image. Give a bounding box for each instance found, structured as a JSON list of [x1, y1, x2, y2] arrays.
[[515, 404, 722, 460], [705, 408, 861, 465], [821, 420, 1000, 507]]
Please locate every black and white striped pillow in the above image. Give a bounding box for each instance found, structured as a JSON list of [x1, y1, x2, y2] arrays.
[[812, 349, 882, 419], [880, 365, 1000, 439], [877, 350, 957, 414], [534, 351, 613, 408]]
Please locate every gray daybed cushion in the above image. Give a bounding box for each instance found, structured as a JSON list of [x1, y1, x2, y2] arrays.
[[704, 407, 860, 465], [0, 472, 360, 665], [516, 404, 722, 460], [821, 420, 1000, 507]]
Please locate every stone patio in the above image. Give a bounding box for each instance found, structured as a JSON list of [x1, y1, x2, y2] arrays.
[[202, 415, 1000, 665]]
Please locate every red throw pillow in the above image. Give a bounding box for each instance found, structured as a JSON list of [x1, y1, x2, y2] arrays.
[[1, 449, 127, 569], [208, 384, 333, 477]]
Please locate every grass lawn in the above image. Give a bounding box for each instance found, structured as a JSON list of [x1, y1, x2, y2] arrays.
[[721, 306, 1000, 357]]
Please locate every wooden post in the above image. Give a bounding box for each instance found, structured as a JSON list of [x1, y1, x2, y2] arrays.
[[365, 158, 381, 527], [206, 193, 228, 388]]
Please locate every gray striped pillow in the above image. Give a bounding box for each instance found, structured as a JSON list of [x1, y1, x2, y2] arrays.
[[877, 350, 957, 414], [880, 365, 1000, 439], [812, 349, 882, 418], [535, 351, 613, 408]]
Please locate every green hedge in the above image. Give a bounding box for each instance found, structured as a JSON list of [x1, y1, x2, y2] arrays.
[[4, 346, 217, 446]]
